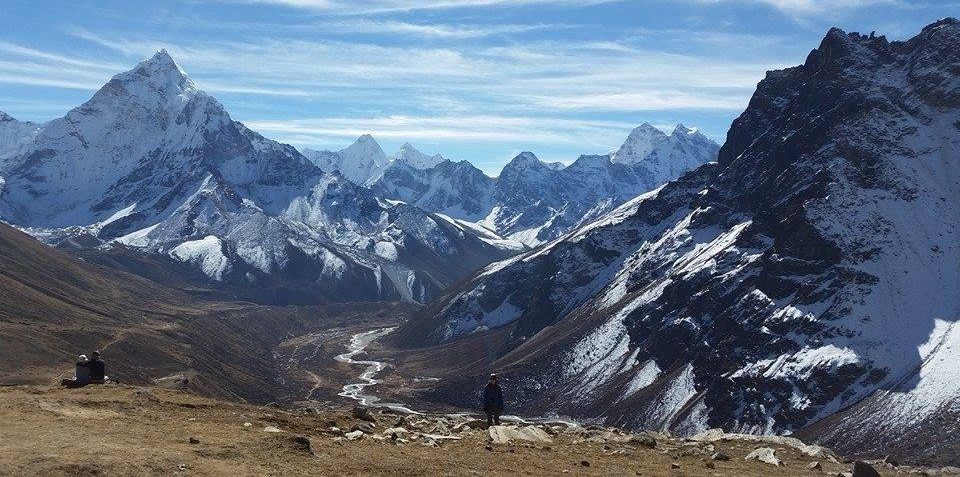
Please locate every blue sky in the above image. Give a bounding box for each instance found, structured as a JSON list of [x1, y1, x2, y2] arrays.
[[1, 1, 956, 174]]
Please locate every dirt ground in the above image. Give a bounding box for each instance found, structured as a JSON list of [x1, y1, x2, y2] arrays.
[[0, 385, 904, 476]]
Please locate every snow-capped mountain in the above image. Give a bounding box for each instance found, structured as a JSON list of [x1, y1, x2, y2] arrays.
[[392, 19, 960, 463], [303, 134, 390, 185], [303, 138, 445, 186], [391, 142, 445, 169], [0, 50, 521, 304], [352, 131, 719, 247], [0, 112, 40, 170]]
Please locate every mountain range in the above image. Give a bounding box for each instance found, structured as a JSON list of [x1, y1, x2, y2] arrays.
[[0, 51, 520, 304], [390, 19, 960, 464], [305, 124, 719, 246]]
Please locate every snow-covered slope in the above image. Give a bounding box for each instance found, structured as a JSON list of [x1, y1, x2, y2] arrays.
[[393, 19, 960, 463], [0, 51, 520, 304]]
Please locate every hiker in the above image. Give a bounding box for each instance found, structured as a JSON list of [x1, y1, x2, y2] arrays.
[[481, 373, 504, 427], [60, 354, 91, 387], [88, 351, 107, 383]]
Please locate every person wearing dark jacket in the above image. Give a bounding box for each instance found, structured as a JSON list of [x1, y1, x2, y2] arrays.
[[60, 354, 91, 387], [481, 373, 504, 427], [88, 351, 106, 382]]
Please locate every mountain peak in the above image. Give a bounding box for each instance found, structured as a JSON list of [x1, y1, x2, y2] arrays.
[[611, 123, 669, 164], [391, 142, 444, 169]]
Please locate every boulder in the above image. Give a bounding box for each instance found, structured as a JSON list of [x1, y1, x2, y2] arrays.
[[851, 461, 880, 477], [630, 433, 657, 448], [292, 435, 312, 454], [689, 428, 725, 442], [352, 406, 376, 423], [352, 422, 375, 434], [807, 461, 823, 471], [711, 452, 731, 461], [344, 430, 364, 440], [488, 425, 553, 445], [745, 447, 781, 466]]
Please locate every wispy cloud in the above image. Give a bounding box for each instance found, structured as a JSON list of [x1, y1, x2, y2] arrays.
[[64, 28, 777, 114], [248, 0, 622, 15], [695, 0, 907, 15], [312, 19, 561, 38], [246, 114, 639, 148]]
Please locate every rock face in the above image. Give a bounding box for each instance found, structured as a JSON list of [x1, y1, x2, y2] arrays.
[[315, 129, 718, 247], [0, 51, 520, 304], [392, 19, 960, 462]]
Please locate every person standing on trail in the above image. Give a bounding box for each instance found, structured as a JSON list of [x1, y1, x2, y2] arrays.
[[481, 373, 504, 427]]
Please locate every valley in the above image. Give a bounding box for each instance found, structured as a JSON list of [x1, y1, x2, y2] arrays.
[[0, 8, 957, 474]]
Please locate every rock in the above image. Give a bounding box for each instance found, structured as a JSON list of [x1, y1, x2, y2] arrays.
[[705, 461, 715, 469], [242, 422, 252, 428], [352, 406, 376, 423], [629, 432, 657, 448], [689, 428, 725, 442], [394, 416, 411, 428], [352, 422, 375, 434], [382, 427, 409, 438], [940, 467, 960, 475], [263, 426, 282, 433], [488, 425, 553, 445], [580, 460, 590, 467], [807, 461, 823, 471], [882, 455, 899, 467], [188, 437, 200, 444], [671, 462, 680, 469], [344, 430, 364, 441], [292, 435, 312, 453], [711, 452, 731, 461], [851, 461, 880, 477], [745, 447, 781, 466]]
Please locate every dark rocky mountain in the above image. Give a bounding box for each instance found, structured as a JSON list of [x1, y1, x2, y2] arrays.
[[390, 19, 960, 465], [0, 51, 521, 304]]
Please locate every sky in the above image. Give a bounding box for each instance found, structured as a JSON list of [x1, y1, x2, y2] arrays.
[[0, 1, 957, 174]]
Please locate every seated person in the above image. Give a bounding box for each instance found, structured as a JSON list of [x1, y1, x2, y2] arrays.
[[60, 355, 91, 387], [88, 351, 107, 383]]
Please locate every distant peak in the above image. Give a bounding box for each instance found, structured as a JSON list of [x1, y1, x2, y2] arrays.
[[673, 124, 698, 136], [355, 134, 377, 143], [400, 142, 416, 150], [513, 151, 539, 162], [0, 111, 15, 122]]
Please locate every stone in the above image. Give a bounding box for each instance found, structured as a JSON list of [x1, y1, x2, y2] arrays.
[[352, 406, 376, 423], [382, 427, 409, 438], [882, 455, 899, 467], [488, 425, 553, 445], [689, 428, 725, 442], [263, 426, 282, 433], [580, 460, 590, 467], [711, 452, 731, 461], [807, 461, 823, 471], [629, 432, 657, 448], [188, 437, 200, 444], [851, 461, 880, 477], [352, 422, 375, 434], [745, 447, 781, 466], [292, 435, 312, 453], [344, 430, 364, 440], [705, 461, 715, 469], [242, 422, 252, 428], [671, 463, 680, 469]]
